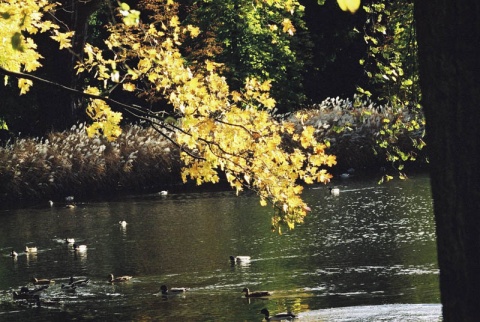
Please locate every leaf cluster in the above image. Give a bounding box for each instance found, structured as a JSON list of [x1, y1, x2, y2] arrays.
[[73, 0, 336, 231], [357, 0, 424, 177], [0, 0, 73, 94]]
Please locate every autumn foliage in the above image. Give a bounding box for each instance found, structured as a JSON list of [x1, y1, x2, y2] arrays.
[[0, 0, 336, 231]]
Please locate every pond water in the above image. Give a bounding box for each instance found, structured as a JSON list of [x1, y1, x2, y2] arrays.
[[0, 173, 441, 321]]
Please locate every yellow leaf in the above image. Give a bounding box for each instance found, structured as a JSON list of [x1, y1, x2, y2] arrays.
[[187, 25, 200, 38], [337, 0, 361, 13], [18, 78, 33, 95], [123, 83, 136, 91], [170, 16, 180, 28], [281, 18, 295, 36]]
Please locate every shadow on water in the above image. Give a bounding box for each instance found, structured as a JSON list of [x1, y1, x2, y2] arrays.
[[0, 173, 441, 321]]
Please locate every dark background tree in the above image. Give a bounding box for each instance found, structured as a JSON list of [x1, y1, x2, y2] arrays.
[[1, 0, 370, 136], [300, 0, 367, 103], [415, 0, 480, 320], [0, 0, 108, 136]]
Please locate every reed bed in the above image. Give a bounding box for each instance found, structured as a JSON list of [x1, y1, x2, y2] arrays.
[[0, 123, 180, 202], [0, 97, 426, 203], [290, 96, 426, 170]]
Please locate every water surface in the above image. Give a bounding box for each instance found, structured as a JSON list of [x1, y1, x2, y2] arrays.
[[0, 173, 441, 321]]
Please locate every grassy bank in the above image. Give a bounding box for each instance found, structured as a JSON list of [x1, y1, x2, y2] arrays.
[[0, 97, 426, 205], [0, 123, 181, 204]]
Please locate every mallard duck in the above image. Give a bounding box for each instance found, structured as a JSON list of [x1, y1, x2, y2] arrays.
[[329, 187, 340, 196], [73, 243, 87, 251], [65, 238, 75, 244], [160, 285, 188, 295], [69, 276, 90, 286], [119, 220, 127, 227], [61, 283, 76, 291], [260, 308, 296, 321], [25, 246, 37, 253], [242, 287, 271, 298], [230, 255, 251, 262], [20, 285, 49, 294], [13, 291, 40, 301], [108, 274, 132, 283], [10, 249, 18, 257], [32, 278, 54, 285]]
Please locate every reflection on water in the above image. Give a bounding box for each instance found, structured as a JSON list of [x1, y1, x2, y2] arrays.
[[0, 173, 441, 321]]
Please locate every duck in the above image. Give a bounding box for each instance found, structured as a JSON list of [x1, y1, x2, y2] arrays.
[[65, 204, 76, 209], [73, 243, 87, 251], [340, 173, 351, 179], [329, 187, 340, 196], [65, 238, 75, 244], [10, 249, 18, 257], [25, 246, 38, 253], [13, 291, 40, 301], [242, 287, 271, 298], [119, 220, 127, 227], [20, 285, 49, 294], [260, 308, 296, 321], [32, 278, 54, 285], [159, 190, 168, 196], [230, 255, 251, 262], [108, 274, 132, 283], [160, 285, 188, 295], [61, 283, 77, 291], [69, 276, 90, 286]]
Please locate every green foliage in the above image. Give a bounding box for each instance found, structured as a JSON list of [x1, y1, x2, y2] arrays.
[[357, 0, 424, 177], [0, 118, 8, 130], [184, 0, 311, 111]]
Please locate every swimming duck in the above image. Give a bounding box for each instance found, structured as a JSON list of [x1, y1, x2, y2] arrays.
[[20, 285, 49, 294], [65, 238, 75, 244], [108, 274, 132, 283], [119, 220, 127, 227], [69, 276, 90, 286], [329, 187, 340, 196], [61, 283, 76, 292], [230, 255, 251, 262], [13, 291, 40, 301], [340, 173, 351, 179], [73, 243, 87, 251], [242, 287, 271, 298], [160, 285, 188, 295], [10, 249, 18, 257], [260, 308, 296, 321], [32, 278, 54, 285], [159, 190, 168, 196], [25, 246, 38, 253]]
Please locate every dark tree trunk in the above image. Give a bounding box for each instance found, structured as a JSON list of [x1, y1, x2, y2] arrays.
[[34, 0, 106, 132], [63, 0, 106, 121], [415, 1, 480, 320]]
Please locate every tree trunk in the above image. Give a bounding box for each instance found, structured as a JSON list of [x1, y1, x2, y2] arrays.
[[415, 1, 480, 320]]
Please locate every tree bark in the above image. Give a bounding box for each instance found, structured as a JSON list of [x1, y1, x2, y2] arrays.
[[415, 1, 480, 320]]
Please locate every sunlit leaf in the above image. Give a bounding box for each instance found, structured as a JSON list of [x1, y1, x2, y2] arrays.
[[337, 0, 361, 13]]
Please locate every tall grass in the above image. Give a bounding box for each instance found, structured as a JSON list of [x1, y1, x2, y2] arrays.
[[0, 123, 181, 202], [0, 97, 426, 204]]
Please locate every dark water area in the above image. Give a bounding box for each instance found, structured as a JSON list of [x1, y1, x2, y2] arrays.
[[0, 173, 441, 321]]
